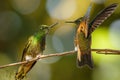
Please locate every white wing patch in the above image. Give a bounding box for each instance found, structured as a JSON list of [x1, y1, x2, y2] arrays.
[[74, 46, 78, 51], [25, 55, 33, 60]]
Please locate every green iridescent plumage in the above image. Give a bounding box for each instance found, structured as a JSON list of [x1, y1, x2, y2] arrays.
[[15, 22, 58, 80]]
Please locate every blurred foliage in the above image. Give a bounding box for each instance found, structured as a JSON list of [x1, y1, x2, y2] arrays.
[[0, 0, 120, 80]]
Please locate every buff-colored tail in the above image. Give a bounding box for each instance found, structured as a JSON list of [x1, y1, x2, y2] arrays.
[[77, 51, 93, 69]]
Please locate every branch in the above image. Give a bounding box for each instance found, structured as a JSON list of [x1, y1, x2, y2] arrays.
[[92, 49, 120, 54], [0, 49, 120, 69], [0, 50, 76, 69]]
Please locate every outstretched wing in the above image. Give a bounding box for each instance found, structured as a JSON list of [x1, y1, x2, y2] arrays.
[[83, 3, 92, 22], [88, 3, 118, 36]]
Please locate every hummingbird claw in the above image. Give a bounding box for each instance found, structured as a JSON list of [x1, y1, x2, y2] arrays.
[[36, 54, 42, 61], [49, 22, 59, 28]]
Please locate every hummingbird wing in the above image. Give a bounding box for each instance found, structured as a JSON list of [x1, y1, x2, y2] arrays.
[[15, 36, 35, 80], [88, 3, 118, 36], [21, 37, 32, 61], [83, 3, 92, 24]]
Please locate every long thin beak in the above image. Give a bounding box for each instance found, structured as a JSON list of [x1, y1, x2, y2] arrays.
[[65, 21, 75, 23], [46, 22, 58, 34], [49, 22, 58, 29]]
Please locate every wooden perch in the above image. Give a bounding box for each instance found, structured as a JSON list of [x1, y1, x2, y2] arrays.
[[0, 49, 120, 69]]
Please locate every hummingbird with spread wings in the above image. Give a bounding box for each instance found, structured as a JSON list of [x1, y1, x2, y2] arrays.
[[66, 3, 118, 68], [15, 22, 58, 80]]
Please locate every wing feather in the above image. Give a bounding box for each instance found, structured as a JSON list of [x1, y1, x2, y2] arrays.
[[88, 3, 118, 36], [21, 37, 32, 61]]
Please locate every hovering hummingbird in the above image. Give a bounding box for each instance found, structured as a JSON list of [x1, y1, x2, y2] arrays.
[[66, 3, 118, 68], [15, 22, 58, 80]]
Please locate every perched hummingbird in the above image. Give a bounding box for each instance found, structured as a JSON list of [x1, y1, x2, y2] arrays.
[[15, 22, 58, 80], [66, 3, 118, 68]]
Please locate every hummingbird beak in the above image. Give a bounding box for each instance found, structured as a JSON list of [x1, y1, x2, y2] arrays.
[[65, 21, 75, 23], [46, 22, 58, 34], [49, 22, 58, 29]]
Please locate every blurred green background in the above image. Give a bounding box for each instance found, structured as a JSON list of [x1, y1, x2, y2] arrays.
[[0, 0, 120, 80]]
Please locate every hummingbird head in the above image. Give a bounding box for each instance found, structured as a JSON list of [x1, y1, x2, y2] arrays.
[[65, 17, 83, 25], [39, 22, 58, 34]]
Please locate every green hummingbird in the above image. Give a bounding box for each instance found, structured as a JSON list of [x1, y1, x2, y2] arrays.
[[15, 22, 58, 80], [66, 3, 118, 68]]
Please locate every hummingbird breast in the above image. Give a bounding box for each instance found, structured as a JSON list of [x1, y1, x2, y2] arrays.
[[22, 36, 44, 61], [76, 31, 91, 52]]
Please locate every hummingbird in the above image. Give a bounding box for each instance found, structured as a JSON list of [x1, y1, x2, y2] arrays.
[[15, 22, 58, 80], [66, 3, 118, 68]]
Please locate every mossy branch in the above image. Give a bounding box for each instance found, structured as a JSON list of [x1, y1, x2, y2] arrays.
[[0, 49, 120, 69]]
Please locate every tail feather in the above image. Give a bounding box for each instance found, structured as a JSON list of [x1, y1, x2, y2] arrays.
[[77, 53, 93, 69], [15, 61, 36, 80], [15, 65, 26, 80]]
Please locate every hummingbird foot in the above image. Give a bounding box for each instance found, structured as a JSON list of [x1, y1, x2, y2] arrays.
[[36, 54, 42, 61]]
